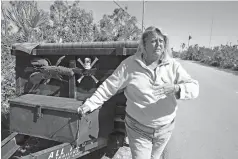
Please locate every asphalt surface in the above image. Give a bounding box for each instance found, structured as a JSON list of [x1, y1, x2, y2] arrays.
[[103, 60, 238, 159], [105, 59, 238, 159], [169, 60, 238, 159]]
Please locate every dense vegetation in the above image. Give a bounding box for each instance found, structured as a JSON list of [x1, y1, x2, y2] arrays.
[[1, 1, 237, 137], [172, 44, 238, 71], [1, 1, 142, 116]]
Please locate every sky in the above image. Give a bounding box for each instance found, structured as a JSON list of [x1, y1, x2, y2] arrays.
[[2, 0, 238, 51]]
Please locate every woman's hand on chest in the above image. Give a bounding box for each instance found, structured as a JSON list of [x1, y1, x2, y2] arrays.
[[152, 83, 176, 97]]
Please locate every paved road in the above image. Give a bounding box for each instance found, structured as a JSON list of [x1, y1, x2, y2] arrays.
[[103, 59, 238, 159], [169, 60, 238, 159]]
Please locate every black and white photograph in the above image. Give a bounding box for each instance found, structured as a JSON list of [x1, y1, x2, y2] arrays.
[[1, 1, 238, 159]]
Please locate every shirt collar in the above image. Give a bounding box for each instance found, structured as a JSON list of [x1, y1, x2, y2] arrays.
[[134, 51, 171, 67]]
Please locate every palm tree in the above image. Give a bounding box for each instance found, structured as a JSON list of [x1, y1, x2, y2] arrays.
[[194, 44, 199, 50], [49, 1, 69, 42], [181, 43, 186, 51], [188, 35, 192, 48], [5, 1, 48, 42]]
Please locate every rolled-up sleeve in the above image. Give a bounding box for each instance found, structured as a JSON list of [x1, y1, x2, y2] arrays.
[[84, 60, 129, 112], [174, 62, 199, 100]]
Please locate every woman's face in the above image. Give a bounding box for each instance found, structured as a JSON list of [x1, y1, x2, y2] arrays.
[[144, 32, 165, 60]]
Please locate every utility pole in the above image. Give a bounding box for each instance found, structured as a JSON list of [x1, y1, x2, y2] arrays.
[[209, 16, 214, 48], [142, 0, 145, 32]]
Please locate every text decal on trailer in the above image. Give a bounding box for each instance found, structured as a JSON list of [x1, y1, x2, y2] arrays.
[[48, 146, 82, 159]]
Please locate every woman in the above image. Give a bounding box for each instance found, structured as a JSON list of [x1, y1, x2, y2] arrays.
[[78, 26, 199, 159]]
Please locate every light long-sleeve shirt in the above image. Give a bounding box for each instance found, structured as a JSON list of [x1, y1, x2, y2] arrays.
[[83, 53, 199, 128]]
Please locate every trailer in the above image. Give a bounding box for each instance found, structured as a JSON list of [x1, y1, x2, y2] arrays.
[[2, 41, 139, 159]]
